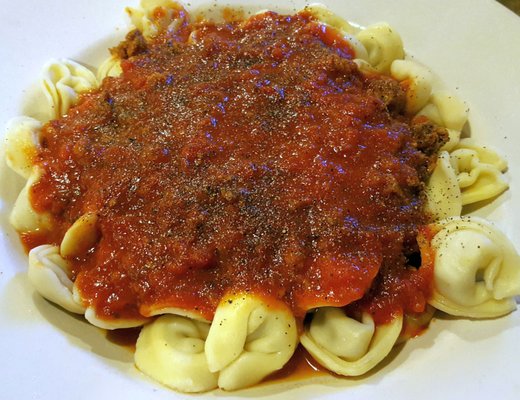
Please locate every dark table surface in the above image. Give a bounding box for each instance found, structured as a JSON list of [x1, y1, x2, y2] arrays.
[[498, 0, 520, 14]]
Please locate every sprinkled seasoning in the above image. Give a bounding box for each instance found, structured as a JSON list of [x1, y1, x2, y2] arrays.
[[27, 10, 444, 324]]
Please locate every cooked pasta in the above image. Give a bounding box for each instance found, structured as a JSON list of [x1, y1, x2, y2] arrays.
[[135, 315, 217, 392], [60, 212, 99, 259], [83, 307, 150, 330], [426, 217, 520, 318], [205, 294, 298, 390], [417, 91, 468, 151], [449, 140, 509, 205], [301, 308, 403, 376], [390, 59, 433, 114], [10, 168, 52, 233], [4, 117, 41, 179], [425, 151, 463, 220], [28, 245, 85, 314], [304, 4, 368, 61], [96, 55, 123, 81], [41, 59, 98, 119], [4, 1, 519, 394], [304, 3, 358, 35], [454, 138, 508, 170], [126, 0, 188, 39], [356, 23, 404, 73]]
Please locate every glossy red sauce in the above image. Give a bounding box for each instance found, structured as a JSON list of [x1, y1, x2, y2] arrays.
[[28, 11, 434, 325]]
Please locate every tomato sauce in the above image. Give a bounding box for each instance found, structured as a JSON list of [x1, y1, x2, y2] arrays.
[[28, 11, 434, 325]]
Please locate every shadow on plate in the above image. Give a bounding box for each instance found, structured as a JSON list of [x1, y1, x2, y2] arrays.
[[432, 309, 519, 343], [32, 290, 134, 364]]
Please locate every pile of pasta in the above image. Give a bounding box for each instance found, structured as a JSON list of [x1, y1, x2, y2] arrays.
[[4, 0, 520, 393]]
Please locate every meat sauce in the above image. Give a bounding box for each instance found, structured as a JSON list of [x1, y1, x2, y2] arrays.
[[27, 10, 438, 325]]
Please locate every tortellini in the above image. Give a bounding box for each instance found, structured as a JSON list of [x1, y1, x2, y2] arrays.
[[449, 139, 508, 205], [391, 60, 433, 114], [27, 242, 149, 329], [304, 4, 368, 61], [60, 212, 99, 258], [10, 167, 52, 233], [96, 55, 123, 82], [28, 245, 85, 314], [353, 58, 378, 75], [4, 117, 42, 179], [398, 306, 436, 343], [41, 59, 98, 119], [425, 151, 462, 220], [306, 12, 407, 74], [340, 33, 369, 61], [126, 0, 187, 39], [356, 23, 404, 73], [136, 294, 299, 392], [426, 139, 508, 217], [300, 308, 403, 376], [305, 3, 358, 35], [83, 307, 150, 330], [6, 121, 50, 234], [135, 315, 218, 393], [5, 3, 520, 395], [454, 138, 508, 170], [428, 216, 520, 318], [417, 91, 469, 151], [143, 306, 210, 322], [205, 293, 298, 391]]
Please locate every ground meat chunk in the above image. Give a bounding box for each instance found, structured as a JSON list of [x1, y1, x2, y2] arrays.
[[410, 118, 449, 182], [324, 53, 358, 76], [111, 30, 148, 59], [367, 78, 407, 114], [411, 118, 449, 156], [33, 11, 435, 324]]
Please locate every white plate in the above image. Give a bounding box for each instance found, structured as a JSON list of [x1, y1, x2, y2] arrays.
[[1, 1, 519, 399]]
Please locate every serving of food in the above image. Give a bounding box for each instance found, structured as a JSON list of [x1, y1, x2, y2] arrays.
[[1, 0, 520, 398]]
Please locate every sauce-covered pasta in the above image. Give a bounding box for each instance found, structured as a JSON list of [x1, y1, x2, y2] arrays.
[[5, 0, 519, 393]]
